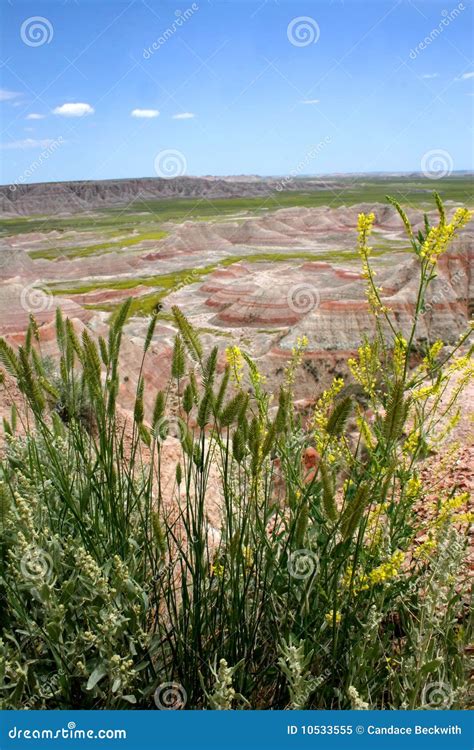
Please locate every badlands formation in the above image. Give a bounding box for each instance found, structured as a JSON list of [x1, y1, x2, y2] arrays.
[[0, 176, 342, 216], [0, 186, 472, 420]]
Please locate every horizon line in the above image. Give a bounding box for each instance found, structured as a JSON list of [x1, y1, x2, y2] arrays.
[[2, 169, 473, 190]]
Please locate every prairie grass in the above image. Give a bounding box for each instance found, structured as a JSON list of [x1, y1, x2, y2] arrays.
[[0, 196, 472, 710], [28, 231, 168, 261]]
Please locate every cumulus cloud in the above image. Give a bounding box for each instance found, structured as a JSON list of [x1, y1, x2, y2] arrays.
[[1, 138, 57, 150], [421, 73, 439, 79], [0, 89, 21, 101], [172, 112, 195, 119], [300, 99, 320, 104], [26, 113, 46, 120], [457, 71, 474, 80], [131, 108, 160, 118], [53, 102, 94, 117]]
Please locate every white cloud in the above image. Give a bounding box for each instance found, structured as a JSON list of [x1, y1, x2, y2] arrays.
[[26, 113, 46, 120], [172, 112, 195, 119], [421, 73, 439, 79], [131, 108, 160, 118], [301, 99, 320, 104], [53, 102, 94, 117], [0, 89, 21, 102], [457, 71, 474, 80], [1, 138, 57, 150]]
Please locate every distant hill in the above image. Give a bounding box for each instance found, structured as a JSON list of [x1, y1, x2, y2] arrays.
[[0, 176, 338, 216]]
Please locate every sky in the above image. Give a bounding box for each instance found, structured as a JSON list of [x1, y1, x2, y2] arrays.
[[0, 0, 473, 185]]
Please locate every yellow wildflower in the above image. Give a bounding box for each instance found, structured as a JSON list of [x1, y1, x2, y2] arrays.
[[357, 212, 376, 255], [285, 334, 309, 387], [405, 474, 422, 501], [403, 429, 420, 455], [423, 340, 444, 370], [420, 208, 471, 263], [348, 342, 378, 397], [413, 537, 437, 561], [325, 610, 342, 625], [210, 562, 225, 578], [393, 335, 408, 379], [225, 346, 244, 385], [447, 354, 473, 374], [362, 550, 405, 586], [436, 492, 469, 525], [312, 377, 345, 453], [365, 285, 388, 316], [411, 384, 439, 401]]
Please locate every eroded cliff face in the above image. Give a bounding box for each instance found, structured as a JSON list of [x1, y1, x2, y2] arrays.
[[0, 176, 342, 216]]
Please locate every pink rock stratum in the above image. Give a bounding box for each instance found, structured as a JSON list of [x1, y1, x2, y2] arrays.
[[0, 200, 472, 418]]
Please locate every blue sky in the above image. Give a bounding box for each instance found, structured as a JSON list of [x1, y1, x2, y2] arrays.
[[0, 0, 473, 184]]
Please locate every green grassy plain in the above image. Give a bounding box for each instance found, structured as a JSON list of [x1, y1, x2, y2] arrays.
[[2, 176, 472, 240], [28, 230, 168, 261]]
